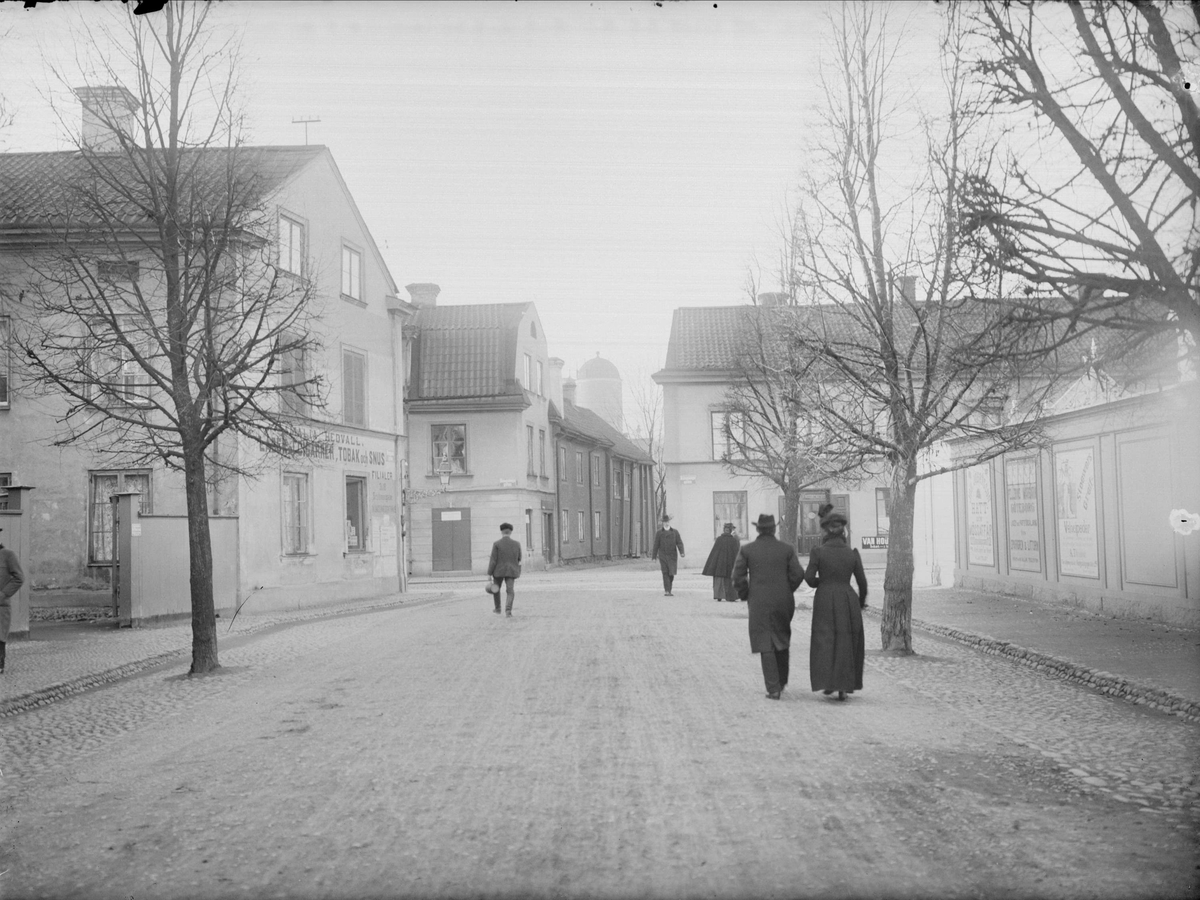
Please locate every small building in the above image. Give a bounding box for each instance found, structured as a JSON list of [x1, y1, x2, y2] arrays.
[[403, 290, 557, 574]]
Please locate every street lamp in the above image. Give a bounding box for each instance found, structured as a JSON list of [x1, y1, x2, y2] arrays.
[[436, 454, 454, 490]]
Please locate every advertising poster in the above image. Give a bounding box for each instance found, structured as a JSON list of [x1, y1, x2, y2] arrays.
[[1055, 446, 1099, 578], [966, 464, 995, 567], [1005, 457, 1041, 572]]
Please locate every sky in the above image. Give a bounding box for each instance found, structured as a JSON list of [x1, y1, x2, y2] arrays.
[[0, 0, 947, 423]]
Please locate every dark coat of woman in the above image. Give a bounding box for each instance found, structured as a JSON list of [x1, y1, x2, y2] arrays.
[[804, 534, 867, 694], [733, 532, 804, 653], [701, 532, 740, 578]]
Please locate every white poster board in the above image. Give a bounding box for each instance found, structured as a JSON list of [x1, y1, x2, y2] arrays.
[[966, 464, 995, 568], [1055, 446, 1099, 578], [1005, 457, 1041, 572]]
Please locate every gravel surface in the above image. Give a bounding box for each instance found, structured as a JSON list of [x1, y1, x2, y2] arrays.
[[2, 566, 1197, 899]]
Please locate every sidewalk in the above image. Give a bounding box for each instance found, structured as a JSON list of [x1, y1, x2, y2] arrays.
[[4, 567, 1199, 723]]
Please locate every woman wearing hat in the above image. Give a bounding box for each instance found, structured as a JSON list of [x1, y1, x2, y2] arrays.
[[804, 503, 867, 701], [701, 523, 741, 602], [732, 513, 804, 699]]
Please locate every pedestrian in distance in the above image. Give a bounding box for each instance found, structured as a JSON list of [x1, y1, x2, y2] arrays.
[[488, 522, 522, 617], [732, 513, 804, 700], [650, 513, 685, 596], [0, 526, 25, 675], [702, 523, 742, 601], [805, 503, 867, 701]]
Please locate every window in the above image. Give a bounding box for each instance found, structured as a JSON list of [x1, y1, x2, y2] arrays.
[[711, 410, 747, 460], [87, 320, 152, 407], [0, 473, 11, 510], [539, 429, 546, 477], [88, 471, 151, 564], [592, 455, 601, 487], [0, 316, 9, 408], [432, 424, 467, 474], [593, 511, 602, 539], [558, 446, 567, 481], [525, 509, 534, 550], [561, 508, 570, 542], [575, 451, 584, 484], [523, 354, 532, 390], [98, 259, 139, 282], [282, 472, 310, 555], [527, 425, 535, 475], [876, 488, 891, 535], [342, 349, 366, 427], [536, 360, 544, 396], [577, 511, 585, 543], [613, 462, 622, 500], [713, 491, 748, 541], [279, 214, 305, 276], [345, 476, 367, 551], [279, 341, 308, 416], [341, 245, 362, 300]]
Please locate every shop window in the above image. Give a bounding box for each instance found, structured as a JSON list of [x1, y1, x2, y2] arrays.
[[345, 476, 367, 552]]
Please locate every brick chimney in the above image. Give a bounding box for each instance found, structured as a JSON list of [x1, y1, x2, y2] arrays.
[[547, 357, 565, 412], [76, 86, 139, 153], [896, 275, 917, 303], [405, 283, 440, 308], [562, 376, 577, 407]]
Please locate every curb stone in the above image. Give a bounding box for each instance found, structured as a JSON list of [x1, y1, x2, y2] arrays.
[[1, 592, 457, 719]]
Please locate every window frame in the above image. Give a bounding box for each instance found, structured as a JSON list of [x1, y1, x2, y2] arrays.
[[341, 243, 363, 302], [523, 353, 532, 391], [593, 511, 602, 540], [558, 445, 567, 482], [342, 347, 367, 427], [345, 475, 368, 552], [875, 487, 891, 536], [0, 472, 11, 510], [279, 338, 309, 417], [282, 471, 312, 556], [87, 470, 152, 565], [0, 315, 10, 408], [431, 423, 467, 475], [575, 450, 584, 484], [577, 511, 586, 543], [526, 424, 535, 475], [591, 454, 601, 487], [539, 429, 547, 477], [536, 360, 544, 396], [711, 410, 747, 461], [561, 508, 570, 542], [279, 213, 306, 277]]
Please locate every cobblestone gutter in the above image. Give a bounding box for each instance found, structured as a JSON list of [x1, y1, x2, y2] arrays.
[[1, 593, 453, 719], [861, 607, 1200, 725]]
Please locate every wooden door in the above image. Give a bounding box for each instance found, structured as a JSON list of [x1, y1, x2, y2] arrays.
[[432, 507, 472, 571]]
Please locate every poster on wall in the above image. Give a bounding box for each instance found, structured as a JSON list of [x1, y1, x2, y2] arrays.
[[966, 464, 995, 568], [1055, 446, 1099, 578], [1005, 457, 1041, 572]]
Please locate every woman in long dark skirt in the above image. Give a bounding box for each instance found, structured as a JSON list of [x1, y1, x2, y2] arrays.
[[804, 504, 868, 701]]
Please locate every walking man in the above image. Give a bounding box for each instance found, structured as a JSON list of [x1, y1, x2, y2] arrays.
[[488, 522, 522, 617], [732, 514, 804, 700], [0, 526, 25, 674], [650, 514, 685, 596], [702, 523, 741, 601]]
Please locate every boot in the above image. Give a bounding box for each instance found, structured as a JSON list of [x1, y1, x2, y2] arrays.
[[505, 598, 514, 618], [0, 640, 6, 674]]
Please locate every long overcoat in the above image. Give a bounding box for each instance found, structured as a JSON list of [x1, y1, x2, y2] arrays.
[[651, 527, 685, 576], [0, 544, 24, 643], [488, 536, 523, 578], [804, 536, 867, 692], [701, 533, 741, 579], [732, 534, 804, 653]]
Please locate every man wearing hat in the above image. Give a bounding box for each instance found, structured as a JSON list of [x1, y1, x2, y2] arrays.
[[702, 523, 742, 602], [487, 522, 523, 617], [650, 513, 685, 596], [732, 513, 804, 699], [0, 526, 25, 674]]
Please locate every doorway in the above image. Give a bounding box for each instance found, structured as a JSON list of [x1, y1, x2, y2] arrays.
[[432, 507, 472, 571]]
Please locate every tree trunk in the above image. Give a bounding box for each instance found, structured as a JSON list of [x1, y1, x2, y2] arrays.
[[184, 441, 219, 674], [779, 478, 801, 546], [880, 464, 919, 654]]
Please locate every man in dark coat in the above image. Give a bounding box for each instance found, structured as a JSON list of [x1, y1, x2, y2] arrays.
[[732, 513, 804, 700], [702, 523, 741, 601], [0, 526, 24, 674], [650, 514, 685, 596], [488, 523, 523, 617]]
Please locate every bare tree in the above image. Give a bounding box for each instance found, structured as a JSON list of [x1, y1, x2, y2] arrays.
[[960, 1, 1199, 371], [627, 367, 667, 517], [12, 2, 324, 674], [784, 5, 1069, 653]]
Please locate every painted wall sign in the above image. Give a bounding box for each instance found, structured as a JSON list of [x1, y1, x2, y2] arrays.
[[1005, 456, 1041, 572], [966, 464, 995, 567], [861, 536, 888, 549], [1055, 446, 1099, 578]]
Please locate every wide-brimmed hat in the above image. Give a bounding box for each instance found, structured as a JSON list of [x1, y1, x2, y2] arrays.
[[754, 513, 775, 530], [722, 523, 735, 532], [660, 513, 672, 523], [820, 509, 848, 529]]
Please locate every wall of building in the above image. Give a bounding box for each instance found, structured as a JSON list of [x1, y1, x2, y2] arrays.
[[952, 385, 1200, 626]]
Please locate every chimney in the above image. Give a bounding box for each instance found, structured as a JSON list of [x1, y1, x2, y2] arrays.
[[896, 275, 917, 303], [757, 292, 788, 308], [563, 376, 577, 407], [76, 86, 139, 152], [547, 357, 565, 412], [405, 283, 441, 308]]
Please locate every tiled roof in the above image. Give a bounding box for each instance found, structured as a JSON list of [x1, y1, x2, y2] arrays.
[[561, 400, 653, 464], [0, 145, 326, 229], [411, 303, 531, 399]]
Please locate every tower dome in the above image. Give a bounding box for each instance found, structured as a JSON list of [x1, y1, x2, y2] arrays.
[[575, 353, 624, 433]]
